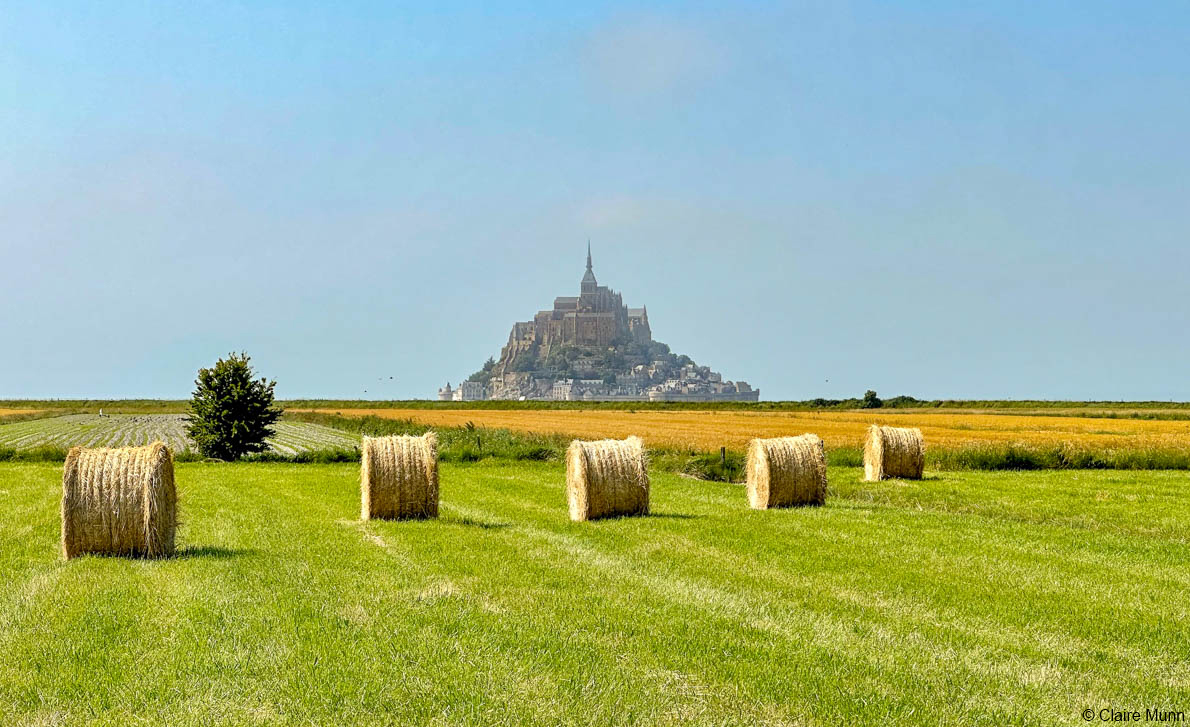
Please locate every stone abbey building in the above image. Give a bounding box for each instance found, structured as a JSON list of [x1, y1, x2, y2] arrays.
[[502, 244, 652, 360], [439, 246, 759, 402]]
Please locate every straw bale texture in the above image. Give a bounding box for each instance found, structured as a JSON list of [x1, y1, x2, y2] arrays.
[[863, 425, 925, 481], [566, 436, 649, 521], [745, 434, 827, 508], [61, 441, 176, 559], [360, 433, 439, 520]]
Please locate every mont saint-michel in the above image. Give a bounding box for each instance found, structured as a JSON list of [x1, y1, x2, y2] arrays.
[[439, 246, 759, 402]]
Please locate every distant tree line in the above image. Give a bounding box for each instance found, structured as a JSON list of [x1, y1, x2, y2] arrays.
[[808, 391, 927, 410]]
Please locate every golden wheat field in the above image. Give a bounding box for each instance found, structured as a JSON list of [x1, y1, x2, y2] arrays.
[[292, 408, 1190, 452], [0, 409, 41, 418]]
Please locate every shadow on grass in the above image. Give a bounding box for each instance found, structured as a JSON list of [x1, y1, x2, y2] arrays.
[[173, 545, 257, 560], [645, 512, 700, 520], [448, 516, 512, 530], [69, 546, 255, 561]]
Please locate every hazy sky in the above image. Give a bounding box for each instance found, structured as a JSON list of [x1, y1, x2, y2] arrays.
[[2, 2, 1187, 401]]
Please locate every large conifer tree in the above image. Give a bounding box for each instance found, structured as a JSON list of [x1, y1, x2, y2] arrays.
[[186, 352, 282, 460]]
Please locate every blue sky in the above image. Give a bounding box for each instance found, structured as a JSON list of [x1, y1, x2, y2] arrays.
[[1, 1, 1187, 400]]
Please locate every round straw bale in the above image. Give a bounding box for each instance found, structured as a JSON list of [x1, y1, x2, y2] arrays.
[[360, 432, 439, 520], [61, 441, 177, 559], [746, 434, 827, 509], [566, 436, 649, 521], [863, 425, 925, 481]]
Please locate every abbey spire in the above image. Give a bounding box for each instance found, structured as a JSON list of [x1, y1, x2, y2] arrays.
[[581, 240, 598, 292]]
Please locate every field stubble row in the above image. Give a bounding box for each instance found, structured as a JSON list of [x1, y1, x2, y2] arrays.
[[0, 414, 360, 456]]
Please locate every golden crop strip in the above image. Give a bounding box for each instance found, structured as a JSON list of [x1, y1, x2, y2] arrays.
[[292, 408, 1190, 452], [0, 409, 42, 417]]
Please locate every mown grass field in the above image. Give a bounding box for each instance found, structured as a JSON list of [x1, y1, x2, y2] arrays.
[[2, 461, 1187, 726], [0, 414, 359, 456], [293, 407, 1190, 454]]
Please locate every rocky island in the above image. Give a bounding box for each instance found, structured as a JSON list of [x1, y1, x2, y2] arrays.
[[438, 246, 759, 402]]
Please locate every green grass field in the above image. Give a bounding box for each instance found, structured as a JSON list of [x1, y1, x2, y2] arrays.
[[2, 461, 1187, 726]]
